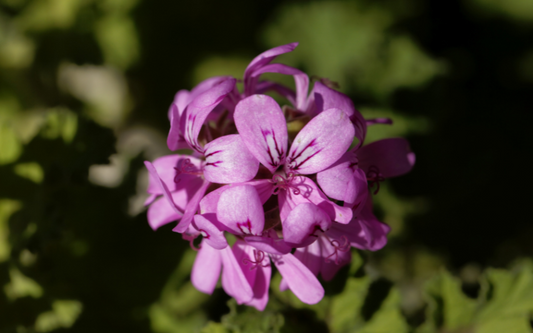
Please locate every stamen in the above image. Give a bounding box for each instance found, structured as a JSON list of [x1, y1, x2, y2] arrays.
[[270, 173, 312, 197], [324, 235, 350, 265], [366, 165, 384, 194], [182, 233, 201, 251], [242, 250, 270, 270]]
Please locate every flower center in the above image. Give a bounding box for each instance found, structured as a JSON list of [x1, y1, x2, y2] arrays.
[[324, 235, 350, 265], [242, 250, 270, 270], [271, 172, 312, 198]]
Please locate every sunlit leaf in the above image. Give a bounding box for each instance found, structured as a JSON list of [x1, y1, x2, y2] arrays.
[[4, 267, 43, 300], [34, 300, 83, 332]]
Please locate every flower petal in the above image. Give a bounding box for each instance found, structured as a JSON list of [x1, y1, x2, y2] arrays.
[[316, 151, 358, 203], [278, 176, 352, 224], [234, 94, 288, 174], [244, 43, 299, 95], [203, 134, 259, 184], [191, 242, 222, 294], [147, 193, 186, 230], [193, 214, 227, 250], [244, 233, 291, 255], [282, 203, 331, 247], [217, 185, 265, 235], [273, 253, 324, 304], [183, 78, 236, 153], [232, 242, 271, 311], [286, 108, 355, 175], [246, 263, 271, 311], [255, 80, 296, 107], [220, 245, 254, 304], [144, 161, 181, 215], [293, 240, 322, 277], [357, 138, 415, 178], [318, 236, 351, 281], [251, 64, 309, 110], [147, 155, 203, 195], [172, 180, 210, 233], [309, 81, 367, 147]]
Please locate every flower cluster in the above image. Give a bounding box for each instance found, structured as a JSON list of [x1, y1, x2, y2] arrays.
[[144, 43, 415, 310]]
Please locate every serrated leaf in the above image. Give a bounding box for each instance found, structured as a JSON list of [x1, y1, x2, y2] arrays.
[[329, 276, 371, 332], [421, 269, 477, 332]]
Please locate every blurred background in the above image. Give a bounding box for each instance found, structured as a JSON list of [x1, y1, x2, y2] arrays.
[[1, 0, 532, 332]]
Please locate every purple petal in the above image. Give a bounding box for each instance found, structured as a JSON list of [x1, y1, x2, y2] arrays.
[[234, 95, 288, 174], [293, 239, 322, 277], [282, 203, 331, 247], [244, 179, 275, 204], [172, 180, 210, 233], [273, 253, 324, 304], [144, 161, 181, 215], [356, 200, 390, 251], [318, 236, 351, 281], [183, 78, 236, 153], [217, 185, 265, 235], [203, 134, 259, 184], [232, 242, 271, 311], [279, 278, 289, 292], [357, 138, 415, 178], [147, 155, 203, 195], [193, 214, 228, 250], [316, 151, 359, 203], [251, 64, 309, 110], [366, 118, 393, 126], [326, 220, 366, 249], [189, 76, 233, 102], [220, 245, 254, 304], [246, 264, 271, 311], [312, 81, 355, 118], [244, 43, 299, 95], [244, 233, 291, 255], [255, 81, 296, 107], [191, 242, 222, 294], [278, 176, 352, 224], [198, 180, 273, 216], [147, 192, 187, 230], [286, 108, 355, 175]]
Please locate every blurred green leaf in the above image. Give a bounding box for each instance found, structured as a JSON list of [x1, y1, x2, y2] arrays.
[[13, 162, 44, 183], [221, 299, 284, 333], [418, 261, 533, 333], [420, 270, 477, 332], [263, 1, 443, 99], [0, 199, 22, 262], [40, 108, 78, 143], [34, 300, 83, 332], [15, 0, 83, 31], [4, 267, 43, 300], [330, 276, 371, 332], [95, 15, 139, 69], [201, 322, 230, 333]]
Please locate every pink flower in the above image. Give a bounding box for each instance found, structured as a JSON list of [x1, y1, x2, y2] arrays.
[[143, 42, 416, 310]]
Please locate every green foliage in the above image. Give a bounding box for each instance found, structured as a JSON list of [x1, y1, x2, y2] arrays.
[[418, 261, 533, 333], [263, 1, 444, 99]]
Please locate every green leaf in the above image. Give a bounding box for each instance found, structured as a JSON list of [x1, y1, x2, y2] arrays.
[[419, 269, 477, 332], [330, 276, 370, 332], [34, 300, 83, 332], [475, 262, 533, 333], [201, 322, 230, 333], [221, 299, 284, 333]]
